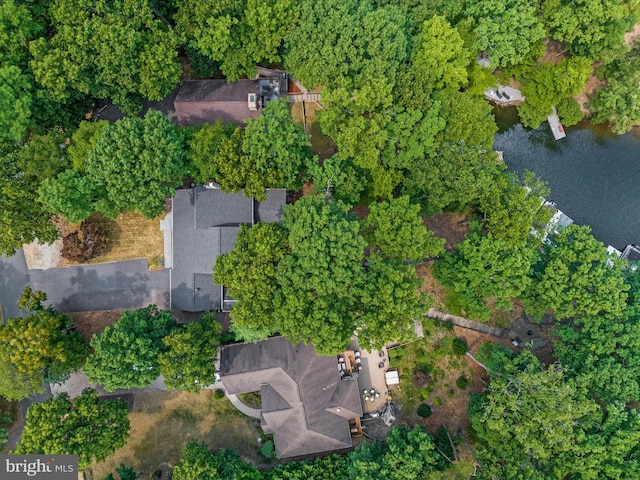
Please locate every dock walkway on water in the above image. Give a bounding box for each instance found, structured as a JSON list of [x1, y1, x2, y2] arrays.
[[547, 107, 566, 140]]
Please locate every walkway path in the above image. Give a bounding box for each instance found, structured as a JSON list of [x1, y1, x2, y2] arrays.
[[287, 92, 322, 103], [225, 393, 262, 419], [424, 308, 509, 338]]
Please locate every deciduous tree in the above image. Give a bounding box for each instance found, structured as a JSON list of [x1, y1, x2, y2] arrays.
[[0, 288, 87, 390], [85, 110, 186, 219], [525, 225, 629, 320], [14, 389, 130, 469], [173, 441, 260, 480], [214, 223, 287, 342], [158, 312, 222, 392], [274, 197, 366, 354], [0, 66, 33, 140], [30, 0, 181, 114], [84, 306, 176, 391], [362, 196, 444, 263], [468, 0, 546, 68]]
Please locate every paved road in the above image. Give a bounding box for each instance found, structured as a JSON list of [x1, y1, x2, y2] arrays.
[[29, 259, 170, 313], [0, 250, 30, 320]]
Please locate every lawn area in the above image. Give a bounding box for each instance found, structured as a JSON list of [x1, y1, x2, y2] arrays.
[[64, 212, 165, 270], [90, 390, 258, 479]]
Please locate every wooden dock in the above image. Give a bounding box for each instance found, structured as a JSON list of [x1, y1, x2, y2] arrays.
[[548, 107, 566, 140]]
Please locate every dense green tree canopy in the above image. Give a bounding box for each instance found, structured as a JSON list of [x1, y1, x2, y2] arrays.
[[0, 65, 33, 140], [85, 110, 186, 218], [30, 0, 181, 114], [173, 441, 260, 480], [362, 196, 444, 263], [241, 99, 312, 198], [543, 0, 638, 59], [214, 223, 287, 342], [439, 232, 536, 321], [185, 120, 236, 184], [158, 312, 222, 392], [468, 0, 547, 68], [0, 144, 59, 255], [38, 169, 99, 223], [0, 288, 87, 395], [67, 120, 109, 171], [307, 155, 367, 206], [525, 225, 629, 320], [358, 254, 428, 350], [470, 350, 602, 479], [285, 0, 408, 91], [590, 45, 640, 133], [14, 389, 130, 469], [176, 0, 299, 81], [274, 197, 366, 354], [84, 306, 176, 391], [517, 57, 592, 129]]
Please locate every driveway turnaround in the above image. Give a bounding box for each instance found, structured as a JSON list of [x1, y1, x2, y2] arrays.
[[0, 250, 31, 320], [29, 259, 170, 313]]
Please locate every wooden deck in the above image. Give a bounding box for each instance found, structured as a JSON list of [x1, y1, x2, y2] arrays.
[[548, 106, 566, 140], [287, 92, 322, 103]]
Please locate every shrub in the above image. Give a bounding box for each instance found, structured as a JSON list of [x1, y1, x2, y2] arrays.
[[456, 375, 469, 390], [61, 218, 108, 262], [213, 389, 225, 400], [452, 338, 468, 356], [433, 396, 441, 407], [417, 403, 432, 418], [261, 439, 274, 458]]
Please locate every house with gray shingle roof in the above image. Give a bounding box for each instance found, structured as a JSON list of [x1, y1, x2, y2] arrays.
[[169, 187, 285, 312], [220, 336, 363, 458]]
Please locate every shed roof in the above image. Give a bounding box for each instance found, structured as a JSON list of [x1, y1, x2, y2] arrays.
[[220, 336, 362, 458]]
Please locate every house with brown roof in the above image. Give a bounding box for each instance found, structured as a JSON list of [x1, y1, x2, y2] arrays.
[[174, 76, 282, 126], [220, 336, 363, 458]]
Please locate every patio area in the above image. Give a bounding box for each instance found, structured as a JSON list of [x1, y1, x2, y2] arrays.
[[347, 339, 389, 414]]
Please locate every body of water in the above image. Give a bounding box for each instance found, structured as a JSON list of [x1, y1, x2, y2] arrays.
[[493, 107, 640, 249]]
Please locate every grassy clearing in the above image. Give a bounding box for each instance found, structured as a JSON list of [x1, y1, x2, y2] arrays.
[[90, 390, 258, 480], [64, 212, 165, 270]]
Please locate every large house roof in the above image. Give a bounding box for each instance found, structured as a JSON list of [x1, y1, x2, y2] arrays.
[[174, 80, 262, 126], [170, 187, 285, 312], [220, 336, 362, 458]]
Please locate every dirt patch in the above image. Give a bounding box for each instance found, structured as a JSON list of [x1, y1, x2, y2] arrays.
[[69, 310, 123, 342], [23, 238, 64, 269], [625, 24, 640, 47], [574, 66, 606, 116], [423, 212, 469, 252], [90, 390, 258, 480], [417, 263, 449, 311], [539, 39, 569, 65]]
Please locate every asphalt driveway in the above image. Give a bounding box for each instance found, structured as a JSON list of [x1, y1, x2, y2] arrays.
[[28, 259, 170, 313], [0, 250, 30, 320]]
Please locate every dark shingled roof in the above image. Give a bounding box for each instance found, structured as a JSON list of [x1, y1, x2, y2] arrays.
[[220, 337, 362, 458], [170, 188, 285, 312], [255, 189, 286, 223], [174, 80, 262, 126]]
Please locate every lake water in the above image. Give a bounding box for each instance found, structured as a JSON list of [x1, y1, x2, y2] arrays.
[[493, 107, 640, 249]]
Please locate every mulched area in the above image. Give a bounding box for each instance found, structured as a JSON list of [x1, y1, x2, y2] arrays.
[[423, 212, 469, 252], [69, 310, 123, 342]]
